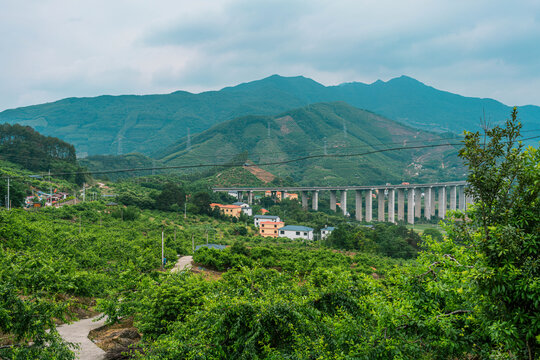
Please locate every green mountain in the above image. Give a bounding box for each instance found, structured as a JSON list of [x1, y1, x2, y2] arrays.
[[1, 75, 537, 156], [157, 102, 465, 186]]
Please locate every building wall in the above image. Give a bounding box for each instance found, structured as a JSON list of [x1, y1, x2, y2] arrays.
[[259, 221, 284, 238], [278, 229, 313, 240]]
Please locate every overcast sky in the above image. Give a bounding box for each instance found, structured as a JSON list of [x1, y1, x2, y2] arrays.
[[1, 0, 539, 111]]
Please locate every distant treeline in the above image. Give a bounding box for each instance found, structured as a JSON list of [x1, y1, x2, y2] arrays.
[[0, 123, 87, 185], [0, 123, 76, 170]]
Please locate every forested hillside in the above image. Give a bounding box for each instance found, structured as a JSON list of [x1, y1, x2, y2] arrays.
[[1, 74, 538, 156], [0, 123, 87, 185], [157, 102, 465, 185]]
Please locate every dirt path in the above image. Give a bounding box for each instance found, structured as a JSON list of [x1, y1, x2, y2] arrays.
[[171, 255, 193, 273], [57, 315, 106, 360]]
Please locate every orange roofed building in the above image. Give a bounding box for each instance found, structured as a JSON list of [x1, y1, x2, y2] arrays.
[[210, 203, 242, 218], [259, 221, 285, 238]]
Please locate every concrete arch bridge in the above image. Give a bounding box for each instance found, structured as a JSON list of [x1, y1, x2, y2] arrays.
[[212, 181, 470, 225]]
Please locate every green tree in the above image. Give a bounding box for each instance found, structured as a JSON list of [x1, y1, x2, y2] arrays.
[[191, 191, 211, 215], [155, 183, 185, 211], [0, 178, 26, 208], [457, 108, 539, 359]]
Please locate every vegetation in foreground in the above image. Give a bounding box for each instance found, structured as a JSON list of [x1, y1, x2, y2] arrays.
[[0, 109, 538, 359]]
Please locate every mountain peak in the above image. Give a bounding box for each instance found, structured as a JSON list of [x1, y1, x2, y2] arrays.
[[389, 75, 425, 85]]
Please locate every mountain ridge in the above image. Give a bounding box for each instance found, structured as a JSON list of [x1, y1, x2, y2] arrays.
[[1, 74, 538, 156]]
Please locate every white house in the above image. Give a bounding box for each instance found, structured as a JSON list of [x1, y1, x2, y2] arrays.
[[232, 202, 253, 216], [320, 226, 335, 239], [254, 215, 281, 228], [278, 225, 314, 240]]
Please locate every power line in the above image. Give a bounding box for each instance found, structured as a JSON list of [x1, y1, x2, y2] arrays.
[[2, 135, 539, 180]]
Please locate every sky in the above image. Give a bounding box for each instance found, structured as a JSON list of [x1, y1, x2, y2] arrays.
[[1, 0, 540, 111]]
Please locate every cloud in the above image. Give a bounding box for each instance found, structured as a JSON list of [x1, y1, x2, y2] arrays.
[[1, 0, 540, 110]]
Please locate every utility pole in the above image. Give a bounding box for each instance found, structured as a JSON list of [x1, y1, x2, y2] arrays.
[[191, 234, 194, 253], [184, 201, 187, 219], [6, 177, 10, 210], [83, 183, 86, 202], [161, 228, 165, 270], [49, 169, 52, 206]]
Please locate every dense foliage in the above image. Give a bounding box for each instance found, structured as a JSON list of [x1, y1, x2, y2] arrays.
[[325, 222, 422, 259], [0, 123, 88, 185], [0, 109, 537, 359]]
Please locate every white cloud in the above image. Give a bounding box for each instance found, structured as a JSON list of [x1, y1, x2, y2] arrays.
[[1, 0, 540, 110]]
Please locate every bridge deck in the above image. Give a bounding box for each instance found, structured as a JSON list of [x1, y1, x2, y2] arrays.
[[212, 181, 467, 192]]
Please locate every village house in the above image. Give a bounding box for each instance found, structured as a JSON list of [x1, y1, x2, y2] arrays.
[[284, 193, 298, 200], [253, 214, 281, 228], [278, 225, 314, 240], [232, 202, 253, 216], [210, 203, 242, 218], [320, 226, 335, 239], [259, 221, 285, 238]]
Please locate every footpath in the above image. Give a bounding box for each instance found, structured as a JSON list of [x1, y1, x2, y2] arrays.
[[57, 255, 193, 359], [57, 316, 107, 360]]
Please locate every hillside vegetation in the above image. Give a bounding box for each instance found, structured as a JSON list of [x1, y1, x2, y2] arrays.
[[1, 74, 538, 156], [158, 102, 465, 185]]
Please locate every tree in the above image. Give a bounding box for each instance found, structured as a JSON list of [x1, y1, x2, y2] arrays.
[[456, 108, 539, 359], [191, 191, 211, 215], [155, 183, 185, 211], [0, 178, 26, 208]]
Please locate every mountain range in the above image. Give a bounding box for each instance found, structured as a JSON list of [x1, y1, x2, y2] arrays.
[[1, 75, 538, 157]]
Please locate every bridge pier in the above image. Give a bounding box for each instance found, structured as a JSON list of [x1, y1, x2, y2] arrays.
[[438, 187, 446, 219], [247, 191, 253, 205], [330, 191, 337, 212], [301, 191, 308, 210], [458, 186, 466, 210], [415, 188, 422, 219], [365, 189, 373, 222], [449, 186, 457, 211], [466, 194, 473, 209], [312, 190, 319, 211], [340, 190, 348, 216], [424, 187, 432, 220], [388, 189, 395, 223], [407, 188, 415, 224], [355, 190, 362, 221], [397, 189, 404, 221], [378, 190, 385, 221]]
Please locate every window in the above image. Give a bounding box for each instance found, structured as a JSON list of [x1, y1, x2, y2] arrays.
[[304, 232, 307, 235], [280, 231, 284, 235], [296, 232, 300, 235]]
